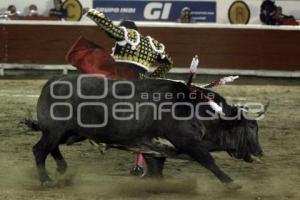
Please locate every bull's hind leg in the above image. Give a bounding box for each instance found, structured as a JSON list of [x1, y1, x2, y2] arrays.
[[32, 134, 53, 186], [32, 131, 62, 186], [51, 147, 67, 174]]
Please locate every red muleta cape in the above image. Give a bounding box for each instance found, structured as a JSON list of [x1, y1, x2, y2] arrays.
[[65, 36, 139, 80]]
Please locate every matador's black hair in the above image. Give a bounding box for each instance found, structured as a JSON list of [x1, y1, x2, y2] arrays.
[[119, 20, 139, 31]]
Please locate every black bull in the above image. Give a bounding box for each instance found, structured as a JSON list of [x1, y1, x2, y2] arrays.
[[31, 75, 263, 189]]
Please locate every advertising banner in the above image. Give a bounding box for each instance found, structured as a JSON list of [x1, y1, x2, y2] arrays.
[[93, 0, 216, 22]]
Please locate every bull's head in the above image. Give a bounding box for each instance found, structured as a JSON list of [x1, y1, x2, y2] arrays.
[[225, 103, 269, 163], [226, 118, 263, 162]]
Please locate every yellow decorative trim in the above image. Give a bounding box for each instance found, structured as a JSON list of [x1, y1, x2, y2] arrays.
[[114, 58, 150, 72]]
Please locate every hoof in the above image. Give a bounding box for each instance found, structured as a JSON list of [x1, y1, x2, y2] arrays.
[[225, 182, 242, 190], [41, 180, 57, 188], [130, 166, 145, 177], [55, 173, 75, 187]]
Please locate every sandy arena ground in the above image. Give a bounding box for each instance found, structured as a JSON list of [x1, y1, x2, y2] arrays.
[[0, 76, 299, 200]]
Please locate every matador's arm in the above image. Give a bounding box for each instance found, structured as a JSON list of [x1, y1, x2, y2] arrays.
[[86, 8, 124, 41]]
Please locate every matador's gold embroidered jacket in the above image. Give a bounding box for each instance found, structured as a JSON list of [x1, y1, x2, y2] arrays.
[[86, 9, 173, 78]]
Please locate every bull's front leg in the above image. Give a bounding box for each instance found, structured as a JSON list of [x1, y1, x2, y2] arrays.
[[183, 142, 242, 190]]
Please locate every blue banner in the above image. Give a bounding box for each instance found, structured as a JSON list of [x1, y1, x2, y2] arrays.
[[93, 0, 216, 22]]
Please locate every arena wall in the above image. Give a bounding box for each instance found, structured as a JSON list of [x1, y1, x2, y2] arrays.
[[0, 21, 300, 72], [0, 0, 300, 24]]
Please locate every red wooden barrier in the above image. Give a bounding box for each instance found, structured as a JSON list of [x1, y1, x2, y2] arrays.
[[1, 23, 300, 71]]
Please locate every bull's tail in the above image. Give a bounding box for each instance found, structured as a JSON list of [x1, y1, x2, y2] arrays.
[[22, 118, 40, 131]]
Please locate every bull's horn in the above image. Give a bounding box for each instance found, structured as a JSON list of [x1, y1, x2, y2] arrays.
[[251, 155, 263, 163], [240, 101, 270, 117], [256, 100, 270, 117]]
